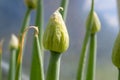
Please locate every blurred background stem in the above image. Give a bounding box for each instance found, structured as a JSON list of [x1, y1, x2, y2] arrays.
[[8, 49, 17, 80], [118, 68, 120, 80], [0, 40, 3, 80]]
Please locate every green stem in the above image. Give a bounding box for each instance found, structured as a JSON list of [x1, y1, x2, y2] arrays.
[[30, 0, 44, 80], [77, 29, 91, 80], [86, 34, 96, 80], [15, 8, 31, 80], [118, 68, 120, 80], [15, 62, 21, 80], [60, 0, 69, 21], [19, 8, 31, 41], [46, 51, 61, 80], [76, 0, 94, 80], [35, 0, 43, 48], [8, 49, 17, 80], [30, 36, 44, 80]]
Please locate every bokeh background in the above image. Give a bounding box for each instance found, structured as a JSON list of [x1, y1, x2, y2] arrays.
[[0, 0, 119, 80]]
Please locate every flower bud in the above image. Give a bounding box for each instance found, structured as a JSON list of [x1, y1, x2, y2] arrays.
[[9, 34, 19, 50], [24, 0, 37, 9], [112, 32, 120, 68], [43, 7, 69, 53], [86, 11, 101, 34]]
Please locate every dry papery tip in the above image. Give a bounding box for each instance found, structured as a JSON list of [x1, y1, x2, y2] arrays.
[[24, 26, 39, 36], [56, 7, 63, 12]]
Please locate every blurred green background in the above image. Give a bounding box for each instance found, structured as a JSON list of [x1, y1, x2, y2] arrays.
[[0, 0, 119, 80]]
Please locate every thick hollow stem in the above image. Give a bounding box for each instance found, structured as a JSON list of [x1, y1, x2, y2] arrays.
[[46, 51, 61, 80], [86, 34, 96, 80], [30, 36, 44, 80]]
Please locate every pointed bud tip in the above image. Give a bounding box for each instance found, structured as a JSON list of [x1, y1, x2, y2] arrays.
[[9, 34, 19, 50]]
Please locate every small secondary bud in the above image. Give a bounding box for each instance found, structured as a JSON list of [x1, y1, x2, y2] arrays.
[[9, 34, 19, 50], [24, 0, 37, 9], [86, 11, 101, 34]]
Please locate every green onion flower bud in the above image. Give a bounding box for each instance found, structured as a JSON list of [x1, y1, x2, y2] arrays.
[[112, 32, 120, 68], [86, 11, 101, 34], [9, 34, 19, 50], [24, 0, 37, 9], [43, 7, 69, 53]]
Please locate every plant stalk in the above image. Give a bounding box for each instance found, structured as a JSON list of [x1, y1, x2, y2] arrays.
[[118, 68, 120, 80], [30, 0, 44, 79], [86, 34, 96, 80], [8, 49, 17, 80], [46, 51, 61, 80], [30, 35, 44, 80], [76, 0, 94, 80], [16, 8, 32, 80]]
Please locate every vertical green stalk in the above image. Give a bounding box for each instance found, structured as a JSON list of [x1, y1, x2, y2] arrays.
[[60, 0, 69, 21], [35, 0, 43, 47], [76, 0, 94, 80], [15, 8, 31, 80], [8, 49, 17, 80], [30, 35, 44, 80], [30, 0, 44, 80], [86, 34, 96, 80], [19, 8, 31, 41], [46, 51, 61, 80]]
